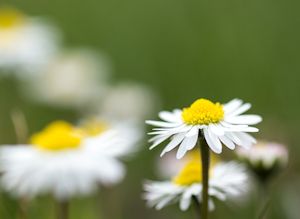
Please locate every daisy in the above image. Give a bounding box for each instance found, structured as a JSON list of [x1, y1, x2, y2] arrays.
[[0, 120, 138, 200], [23, 49, 110, 109], [99, 82, 160, 123], [0, 7, 59, 75], [236, 140, 288, 181], [146, 98, 262, 159], [143, 153, 249, 211]]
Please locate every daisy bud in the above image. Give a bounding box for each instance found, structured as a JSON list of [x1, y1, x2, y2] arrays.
[[236, 141, 288, 182]]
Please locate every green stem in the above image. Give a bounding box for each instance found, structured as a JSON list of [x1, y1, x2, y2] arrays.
[[192, 196, 201, 219], [11, 109, 29, 219], [57, 200, 69, 219], [18, 197, 28, 219], [10, 109, 28, 144], [200, 136, 210, 219], [257, 182, 270, 219], [257, 198, 270, 219]]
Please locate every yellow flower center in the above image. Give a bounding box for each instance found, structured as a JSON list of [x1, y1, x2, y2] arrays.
[[182, 98, 224, 125], [30, 121, 84, 151], [0, 8, 24, 29], [173, 150, 219, 186]]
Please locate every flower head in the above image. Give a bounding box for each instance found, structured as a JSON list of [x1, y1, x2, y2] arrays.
[[0, 7, 60, 74], [143, 152, 248, 211], [0, 119, 140, 200], [147, 98, 262, 159], [23, 49, 110, 109], [236, 140, 288, 181], [99, 82, 160, 123]]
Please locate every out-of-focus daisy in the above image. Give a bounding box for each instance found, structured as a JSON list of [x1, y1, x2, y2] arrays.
[[237, 141, 288, 181], [144, 152, 248, 211], [99, 82, 160, 123], [147, 98, 262, 159], [156, 149, 218, 179], [0, 7, 59, 75], [23, 49, 110, 109], [0, 120, 138, 200]]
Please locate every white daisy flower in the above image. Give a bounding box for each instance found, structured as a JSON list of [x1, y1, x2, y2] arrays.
[[144, 155, 248, 211], [0, 120, 138, 200], [236, 140, 288, 180], [23, 49, 110, 109], [99, 82, 160, 123], [146, 98, 262, 159], [0, 7, 60, 75]]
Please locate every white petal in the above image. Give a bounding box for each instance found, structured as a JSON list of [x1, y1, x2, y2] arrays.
[[208, 124, 225, 136], [225, 115, 262, 125], [155, 195, 175, 210], [223, 99, 243, 114], [160, 133, 186, 156], [159, 111, 181, 122], [227, 103, 251, 116], [179, 193, 191, 211], [225, 132, 243, 146], [227, 125, 259, 133], [148, 125, 191, 136], [186, 126, 199, 137], [219, 135, 235, 150], [208, 199, 215, 211], [146, 120, 180, 128], [182, 132, 199, 151], [176, 142, 190, 159], [149, 135, 171, 149], [180, 185, 200, 211], [209, 188, 226, 200], [203, 129, 222, 154], [234, 132, 256, 149]]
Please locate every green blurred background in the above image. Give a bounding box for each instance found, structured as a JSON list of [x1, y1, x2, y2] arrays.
[[0, 0, 299, 218]]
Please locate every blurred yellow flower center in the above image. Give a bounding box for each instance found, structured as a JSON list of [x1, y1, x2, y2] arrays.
[[173, 150, 218, 186], [0, 8, 24, 29], [182, 98, 224, 125], [30, 121, 84, 151], [80, 120, 108, 136], [173, 160, 202, 186]]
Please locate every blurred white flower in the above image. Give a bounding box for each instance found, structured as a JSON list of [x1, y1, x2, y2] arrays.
[[0, 120, 139, 200], [144, 154, 248, 211], [0, 7, 60, 75], [23, 49, 111, 109], [99, 82, 160, 123], [236, 140, 288, 180], [147, 98, 262, 159]]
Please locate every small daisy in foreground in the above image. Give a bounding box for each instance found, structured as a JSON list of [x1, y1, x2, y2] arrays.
[[146, 98, 262, 159], [237, 140, 288, 181], [0, 7, 59, 74], [0, 120, 138, 200], [143, 152, 248, 211]]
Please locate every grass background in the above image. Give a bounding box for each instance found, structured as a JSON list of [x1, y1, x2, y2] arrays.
[[0, 0, 299, 218]]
